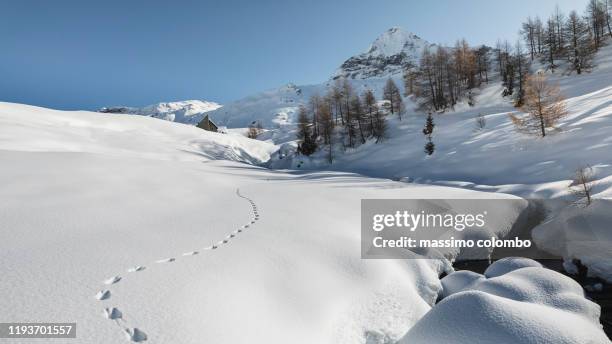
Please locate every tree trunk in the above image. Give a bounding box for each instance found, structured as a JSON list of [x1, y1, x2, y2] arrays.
[[607, 0, 612, 38], [538, 98, 546, 137]]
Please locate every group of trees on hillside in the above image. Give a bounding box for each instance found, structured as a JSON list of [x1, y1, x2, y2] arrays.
[[293, 0, 609, 161], [520, 0, 611, 74], [404, 40, 498, 111], [402, 0, 611, 112], [296, 78, 405, 162], [403, 38, 532, 109], [510, 0, 612, 137]]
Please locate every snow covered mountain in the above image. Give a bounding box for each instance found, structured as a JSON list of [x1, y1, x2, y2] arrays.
[[205, 27, 428, 131], [99, 27, 424, 130], [333, 27, 434, 80], [99, 100, 222, 125]]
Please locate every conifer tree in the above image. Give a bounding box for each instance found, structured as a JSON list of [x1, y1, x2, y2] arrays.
[[514, 41, 528, 107], [363, 90, 387, 143], [318, 98, 334, 163], [423, 112, 435, 155], [349, 95, 366, 144], [296, 105, 316, 155], [566, 10, 594, 74], [383, 78, 405, 120]]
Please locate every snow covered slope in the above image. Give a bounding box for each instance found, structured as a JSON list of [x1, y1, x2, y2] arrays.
[[0, 102, 267, 163], [278, 42, 612, 195], [333, 27, 434, 80], [100, 99, 222, 125], [206, 83, 309, 129], [265, 40, 612, 283]]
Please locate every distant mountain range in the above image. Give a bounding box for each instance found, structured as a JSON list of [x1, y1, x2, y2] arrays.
[[100, 27, 430, 127], [99, 100, 221, 125]]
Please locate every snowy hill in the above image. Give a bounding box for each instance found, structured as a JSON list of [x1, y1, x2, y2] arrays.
[[3, 102, 270, 164], [333, 27, 434, 80], [206, 83, 309, 129], [100, 99, 222, 125]]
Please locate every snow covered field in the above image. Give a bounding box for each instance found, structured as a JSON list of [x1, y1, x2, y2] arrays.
[[1, 102, 607, 343]]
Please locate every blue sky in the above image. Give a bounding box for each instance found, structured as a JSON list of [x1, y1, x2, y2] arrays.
[[0, 0, 589, 110]]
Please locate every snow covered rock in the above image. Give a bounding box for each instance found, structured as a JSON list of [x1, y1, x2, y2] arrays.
[[440, 270, 486, 299], [401, 290, 608, 344], [404, 262, 608, 344]]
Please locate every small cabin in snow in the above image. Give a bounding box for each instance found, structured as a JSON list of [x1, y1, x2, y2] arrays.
[[197, 115, 218, 132]]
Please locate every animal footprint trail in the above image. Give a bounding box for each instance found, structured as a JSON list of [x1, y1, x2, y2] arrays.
[[156, 258, 175, 264], [97, 188, 259, 342], [124, 328, 148, 342], [104, 307, 123, 320], [96, 290, 111, 300], [104, 276, 122, 285]]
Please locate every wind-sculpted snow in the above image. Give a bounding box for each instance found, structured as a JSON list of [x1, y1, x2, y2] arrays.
[[402, 260, 608, 344]]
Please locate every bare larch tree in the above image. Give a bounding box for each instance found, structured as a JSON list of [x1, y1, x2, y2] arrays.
[[510, 73, 568, 137]]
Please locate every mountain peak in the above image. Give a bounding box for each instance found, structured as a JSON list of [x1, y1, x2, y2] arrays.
[[333, 28, 433, 80], [366, 27, 423, 56]]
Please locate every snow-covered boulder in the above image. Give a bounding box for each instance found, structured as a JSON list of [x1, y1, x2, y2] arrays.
[[440, 270, 486, 298], [401, 289, 607, 344], [403, 262, 607, 344], [483, 257, 543, 278]]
